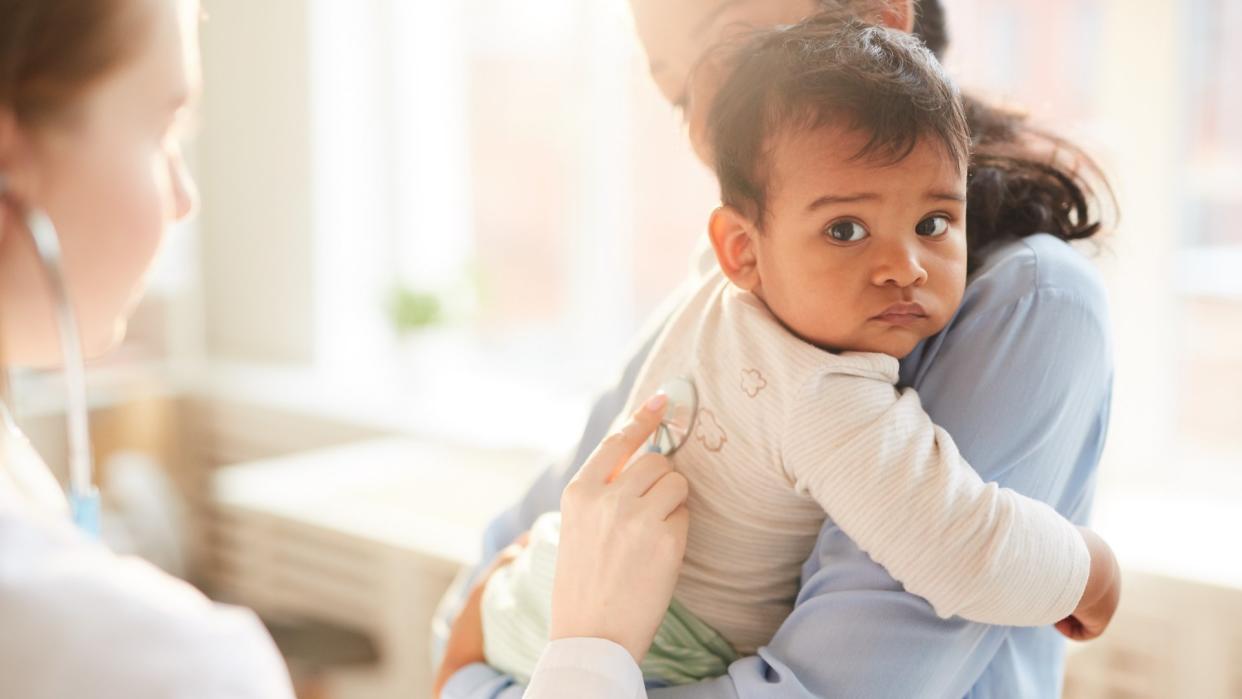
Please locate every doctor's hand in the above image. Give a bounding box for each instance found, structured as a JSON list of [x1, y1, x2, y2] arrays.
[[550, 393, 691, 664]]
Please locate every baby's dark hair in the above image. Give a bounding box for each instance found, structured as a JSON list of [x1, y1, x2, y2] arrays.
[[709, 17, 970, 228], [711, 9, 1113, 271]]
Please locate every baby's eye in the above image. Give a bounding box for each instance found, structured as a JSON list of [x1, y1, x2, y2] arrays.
[[825, 220, 869, 243], [916, 215, 950, 238]]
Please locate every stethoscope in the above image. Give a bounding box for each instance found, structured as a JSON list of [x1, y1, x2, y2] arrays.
[[0, 175, 100, 536], [648, 376, 699, 456]]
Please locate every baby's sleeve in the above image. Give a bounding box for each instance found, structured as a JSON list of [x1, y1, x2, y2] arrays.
[[780, 371, 1091, 626]]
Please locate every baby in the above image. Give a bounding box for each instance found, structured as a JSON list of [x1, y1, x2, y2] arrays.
[[481, 18, 1119, 685]]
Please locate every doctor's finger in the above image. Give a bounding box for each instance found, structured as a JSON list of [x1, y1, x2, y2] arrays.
[[611, 452, 674, 497], [574, 394, 668, 486], [642, 471, 690, 520]]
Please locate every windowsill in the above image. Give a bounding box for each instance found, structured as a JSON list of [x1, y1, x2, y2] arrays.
[[10, 349, 599, 456], [190, 355, 598, 455]]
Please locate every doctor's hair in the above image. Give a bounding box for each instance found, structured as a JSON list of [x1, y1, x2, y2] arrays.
[[710, 12, 1114, 272], [708, 17, 970, 225], [1, 0, 145, 394], [0, 0, 149, 128]]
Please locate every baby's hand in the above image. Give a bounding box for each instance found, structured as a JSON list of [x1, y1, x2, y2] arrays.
[[1056, 527, 1121, 641]]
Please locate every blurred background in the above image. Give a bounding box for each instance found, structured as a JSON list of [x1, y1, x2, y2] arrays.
[[8, 0, 1241, 697]]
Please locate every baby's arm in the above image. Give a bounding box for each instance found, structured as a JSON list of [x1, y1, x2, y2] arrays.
[[781, 371, 1117, 629]]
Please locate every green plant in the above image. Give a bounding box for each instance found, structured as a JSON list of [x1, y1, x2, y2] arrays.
[[387, 286, 444, 336]]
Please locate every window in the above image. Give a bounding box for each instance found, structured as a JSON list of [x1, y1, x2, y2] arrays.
[[190, 0, 1240, 475], [942, 0, 1242, 493], [294, 0, 715, 447]]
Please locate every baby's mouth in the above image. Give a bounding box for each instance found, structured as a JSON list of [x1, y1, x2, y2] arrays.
[[870, 302, 929, 326]]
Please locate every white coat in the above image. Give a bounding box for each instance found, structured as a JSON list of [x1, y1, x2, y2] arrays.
[[0, 405, 296, 699]]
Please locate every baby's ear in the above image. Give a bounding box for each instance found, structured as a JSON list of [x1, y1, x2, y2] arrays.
[[875, 0, 916, 33], [708, 205, 761, 292]]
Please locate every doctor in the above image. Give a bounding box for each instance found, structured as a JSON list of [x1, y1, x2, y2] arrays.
[[0, 0, 688, 696], [0, 0, 296, 696]]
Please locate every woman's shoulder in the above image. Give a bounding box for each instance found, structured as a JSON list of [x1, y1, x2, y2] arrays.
[[902, 233, 1113, 386], [963, 233, 1109, 323]]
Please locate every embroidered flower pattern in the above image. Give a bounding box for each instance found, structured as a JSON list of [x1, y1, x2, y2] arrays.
[[695, 408, 728, 452], [741, 368, 768, 398]]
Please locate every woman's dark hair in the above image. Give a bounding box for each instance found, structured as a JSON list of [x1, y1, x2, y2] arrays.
[[813, 0, 949, 57], [911, 0, 949, 58], [957, 98, 1111, 268], [720, 8, 1114, 271]]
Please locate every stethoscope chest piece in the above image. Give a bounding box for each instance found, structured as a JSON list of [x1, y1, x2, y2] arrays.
[[650, 376, 698, 456]]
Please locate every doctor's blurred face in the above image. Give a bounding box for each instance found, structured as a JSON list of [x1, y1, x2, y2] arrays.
[[0, 0, 201, 367], [630, 0, 819, 163], [629, 0, 908, 164]]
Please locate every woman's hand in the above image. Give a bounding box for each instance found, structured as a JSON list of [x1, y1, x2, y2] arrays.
[[549, 393, 691, 664], [433, 532, 530, 698]]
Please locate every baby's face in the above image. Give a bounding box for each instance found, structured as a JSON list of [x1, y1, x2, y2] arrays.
[[750, 125, 967, 358]]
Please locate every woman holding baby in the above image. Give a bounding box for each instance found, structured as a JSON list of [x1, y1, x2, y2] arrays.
[[436, 1, 1119, 698]]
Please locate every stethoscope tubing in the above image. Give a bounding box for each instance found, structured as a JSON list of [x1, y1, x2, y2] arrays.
[[1, 178, 100, 536]]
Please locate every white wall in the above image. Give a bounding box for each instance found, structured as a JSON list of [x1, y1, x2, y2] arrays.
[[198, 0, 316, 363]]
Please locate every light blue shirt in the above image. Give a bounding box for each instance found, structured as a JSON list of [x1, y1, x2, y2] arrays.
[[441, 233, 1113, 699]]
